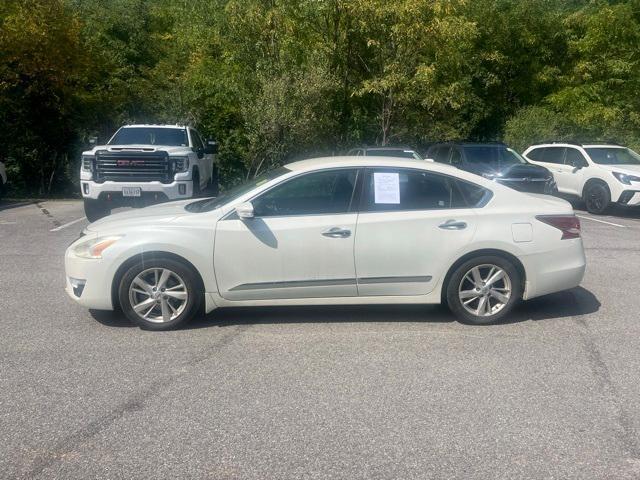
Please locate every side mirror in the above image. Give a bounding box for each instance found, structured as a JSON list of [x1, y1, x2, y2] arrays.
[[235, 202, 254, 219], [204, 140, 218, 155]]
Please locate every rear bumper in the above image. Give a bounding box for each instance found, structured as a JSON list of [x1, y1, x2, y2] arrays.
[[81, 180, 194, 202], [521, 239, 586, 300]]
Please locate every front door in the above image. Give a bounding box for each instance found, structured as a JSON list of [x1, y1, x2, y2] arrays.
[[354, 168, 478, 296], [214, 168, 360, 300]]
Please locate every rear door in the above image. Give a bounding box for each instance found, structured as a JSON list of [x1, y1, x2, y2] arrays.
[[354, 167, 479, 296], [527, 147, 569, 192]]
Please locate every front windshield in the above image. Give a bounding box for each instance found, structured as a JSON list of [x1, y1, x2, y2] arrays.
[[584, 147, 640, 165], [186, 167, 291, 212], [366, 149, 423, 160], [462, 146, 526, 166], [109, 127, 188, 146]]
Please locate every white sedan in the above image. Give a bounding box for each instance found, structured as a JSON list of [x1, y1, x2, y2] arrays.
[[65, 157, 586, 330]]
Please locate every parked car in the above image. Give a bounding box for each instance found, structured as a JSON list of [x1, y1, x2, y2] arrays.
[[523, 142, 640, 214], [65, 156, 585, 330], [0, 160, 6, 198], [80, 124, 218, 222], [347, 146, 425, 160], [426, 142, 555, 194]]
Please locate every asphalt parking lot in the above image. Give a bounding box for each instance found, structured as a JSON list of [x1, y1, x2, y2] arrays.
[[1, 199, 640, 479]]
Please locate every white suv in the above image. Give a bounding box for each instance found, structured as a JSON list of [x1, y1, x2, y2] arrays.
[[523, 143, 640, 214], [81, 125, 218, 221]]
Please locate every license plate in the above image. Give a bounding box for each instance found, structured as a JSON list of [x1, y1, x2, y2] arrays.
[[122, 187, 141, 197]]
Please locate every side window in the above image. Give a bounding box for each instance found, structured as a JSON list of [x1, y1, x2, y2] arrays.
[[456, 179, 491, 207], [433, 146, 451, 164], [564, 148, 587, 167], [450, 148, 462, 166], [190, 129, 204, 151], [540, 147, 565, 164], [526, 148, 544, 161], [362, 168, 469, 212], [253, 169, 358, 217]]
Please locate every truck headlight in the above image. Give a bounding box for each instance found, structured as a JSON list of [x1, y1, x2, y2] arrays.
[[73, 236, 123, 259], [173, 157, 189, 172], [81, 155, 94, 172], [613, 171, 640, 185]]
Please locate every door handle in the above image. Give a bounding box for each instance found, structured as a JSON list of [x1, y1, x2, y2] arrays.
[[438, 220, 467, 230], [322, 227, 351, 238]]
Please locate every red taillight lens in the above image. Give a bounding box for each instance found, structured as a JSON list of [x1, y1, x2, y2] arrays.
[[536, 215, 581, 240]]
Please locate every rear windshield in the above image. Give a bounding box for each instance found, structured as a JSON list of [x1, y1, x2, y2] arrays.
[[186, 167, 291, 212], [109, 127, 188, 147], [584, 147, 640, 165], [462, 146, 526, 166], [366, 149, 423, 160]]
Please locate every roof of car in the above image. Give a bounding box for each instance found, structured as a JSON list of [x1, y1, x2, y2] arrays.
[[360, 146, 417, 151], [429, 142, 507, 148], [285, 156, 458, 173], [123, 124, 188, 129], [528, 143, 624, 148]]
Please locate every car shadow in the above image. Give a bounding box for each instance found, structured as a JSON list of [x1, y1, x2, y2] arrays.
[[187, 286, 601, 330], [89, 286, 600, 330]]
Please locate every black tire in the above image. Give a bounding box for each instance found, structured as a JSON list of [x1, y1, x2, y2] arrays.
[[84, 199, 111, 222], [209, 166, 219, 196], [118, 257, 202, 331], [0, 178, 5, 198], [583, 181, 611, 215], [192, 170, 201, 198], [446, 255, 523, 325]]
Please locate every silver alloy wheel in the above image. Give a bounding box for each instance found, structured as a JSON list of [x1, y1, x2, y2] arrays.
[[128, 268, 188, 323], [458, 264, 512, 317]]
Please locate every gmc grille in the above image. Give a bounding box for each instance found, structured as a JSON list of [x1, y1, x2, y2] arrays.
[[94, 150, 173, 183]]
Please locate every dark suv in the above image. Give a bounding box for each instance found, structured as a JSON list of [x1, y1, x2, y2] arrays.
[[426, 142, 555, 194]]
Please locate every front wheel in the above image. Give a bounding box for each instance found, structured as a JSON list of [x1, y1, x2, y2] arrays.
[[118, 258, 202, 330], [583, 182, 611, 215], [84, 199, 111, 222], [446, 256, 522, 325]]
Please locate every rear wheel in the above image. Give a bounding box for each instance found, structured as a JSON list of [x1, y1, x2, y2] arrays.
[[446, 255, 522, 325], [583, 182, 610, 215], [84, 199, 111, 222], [118, 258, 202, 331]]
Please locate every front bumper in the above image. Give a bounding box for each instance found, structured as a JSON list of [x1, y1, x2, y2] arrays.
[[65, 247, 115, 310], [616, 190, 640, 206], [81, 179, 194, 202]]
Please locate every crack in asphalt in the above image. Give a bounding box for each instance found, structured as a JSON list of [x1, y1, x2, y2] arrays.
[[573, 315, 640, 460], [34, 202, 61, 229], [23, 324, 251, 480]]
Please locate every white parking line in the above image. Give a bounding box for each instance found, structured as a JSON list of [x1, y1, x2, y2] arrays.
[[576, 215, 626, 228], [50, 217, 86, 232]]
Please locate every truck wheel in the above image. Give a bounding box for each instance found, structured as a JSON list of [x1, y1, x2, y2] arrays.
[[192, 170, 201, 198], [84, 199, 111, 222], [209, 167, 219, 196], [0, 178, 5, 198]]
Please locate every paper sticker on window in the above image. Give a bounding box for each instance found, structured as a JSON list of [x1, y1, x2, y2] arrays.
[[374, 172, 400, 204]]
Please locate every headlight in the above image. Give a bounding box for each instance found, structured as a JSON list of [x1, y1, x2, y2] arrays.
[[173, 157, 189, 172], [81, 155, 94, 172], [73, 236, 123, 259], [612, 171, 640, 185]]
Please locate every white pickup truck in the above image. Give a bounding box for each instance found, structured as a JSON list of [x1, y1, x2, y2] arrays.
[[80, 124, 218, 221]]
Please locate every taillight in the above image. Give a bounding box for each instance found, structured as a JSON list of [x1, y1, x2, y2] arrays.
[[536, 215, 581, 240]]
